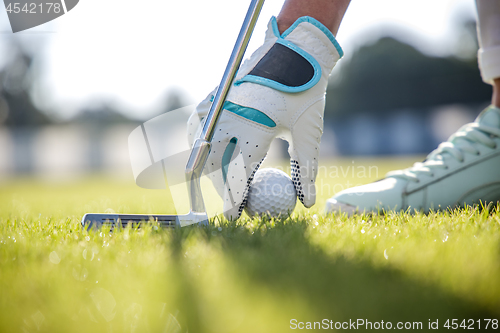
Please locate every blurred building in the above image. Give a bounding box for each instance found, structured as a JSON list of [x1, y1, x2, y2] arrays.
[[0, 124, 135, 180], [322, 33, 491, 156]]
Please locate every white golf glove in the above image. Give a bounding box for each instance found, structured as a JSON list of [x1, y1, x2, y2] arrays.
[[188, 16, 343, 220]]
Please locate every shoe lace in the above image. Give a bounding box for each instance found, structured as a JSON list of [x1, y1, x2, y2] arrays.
[[387, 122, 500, 183]]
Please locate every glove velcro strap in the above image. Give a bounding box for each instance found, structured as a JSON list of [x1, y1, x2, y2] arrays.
[[235, 39, 322, 93]]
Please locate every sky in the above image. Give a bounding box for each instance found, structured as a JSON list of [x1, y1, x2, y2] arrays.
[[0, 0, 477, 120]]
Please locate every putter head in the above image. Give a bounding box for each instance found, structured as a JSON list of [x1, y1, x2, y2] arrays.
[[80, 139, 211, 231], [81, 212, 209, 230], [81, 213, 179, 230]]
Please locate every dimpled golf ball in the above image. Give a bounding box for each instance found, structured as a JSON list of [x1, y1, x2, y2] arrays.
[[244, 168, 297, 218]]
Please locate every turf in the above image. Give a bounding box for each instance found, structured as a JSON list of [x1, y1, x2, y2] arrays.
[[0, 157, 499, 332]]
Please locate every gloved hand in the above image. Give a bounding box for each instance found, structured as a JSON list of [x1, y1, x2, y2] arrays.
[[188, 16, 343, 220]]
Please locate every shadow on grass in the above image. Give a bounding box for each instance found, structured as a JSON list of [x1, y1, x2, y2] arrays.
[[216, 219, 495, 323], [164, 219, 496, 332]]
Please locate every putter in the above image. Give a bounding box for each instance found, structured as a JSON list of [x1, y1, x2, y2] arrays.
[[81, 0, 265, 229]]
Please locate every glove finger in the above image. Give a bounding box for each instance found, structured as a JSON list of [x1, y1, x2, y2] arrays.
[[288, 99, 325, 208], [203, 110, 276, 220]]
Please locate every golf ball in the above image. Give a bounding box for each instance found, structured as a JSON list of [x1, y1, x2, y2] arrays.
[[244, 168, 297, 218]]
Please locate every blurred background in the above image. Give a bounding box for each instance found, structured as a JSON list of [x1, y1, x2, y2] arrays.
[[0, 0, 492, 181]]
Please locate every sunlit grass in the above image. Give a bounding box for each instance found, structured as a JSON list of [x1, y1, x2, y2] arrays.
[[0, 157, 499, 332]]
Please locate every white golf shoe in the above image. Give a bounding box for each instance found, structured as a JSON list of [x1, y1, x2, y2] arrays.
[[325, 105, 500, 215]]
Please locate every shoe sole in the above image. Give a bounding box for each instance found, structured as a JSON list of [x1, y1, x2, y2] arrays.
[[325, 198, 357, 216]]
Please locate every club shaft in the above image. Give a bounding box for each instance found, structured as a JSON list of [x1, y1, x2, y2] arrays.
[[81, 1, 265, 230], [200, 0, 265, 141]]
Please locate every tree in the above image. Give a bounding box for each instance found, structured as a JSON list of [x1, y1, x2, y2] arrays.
[[0, 39, 51, 127], [325, 36, 491, 120]]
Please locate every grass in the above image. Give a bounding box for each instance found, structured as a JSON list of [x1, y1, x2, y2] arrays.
[[0, 157, 499, 332]]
